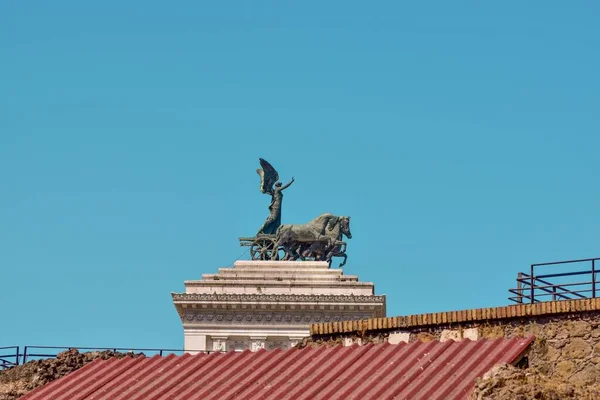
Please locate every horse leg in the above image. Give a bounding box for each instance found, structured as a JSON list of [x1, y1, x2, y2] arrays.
[[271, 240, 281, 260], [285, 244, 298, 261], [291, 243, 302, 260], [303, 242, 322, 260], [337, 253, 347, 268], [324, 240, 338, 262]]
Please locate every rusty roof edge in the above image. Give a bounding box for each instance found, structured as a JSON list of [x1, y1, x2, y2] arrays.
[[508, 335, 536, 367]]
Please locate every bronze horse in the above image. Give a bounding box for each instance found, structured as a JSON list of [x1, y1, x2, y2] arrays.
[[274, 213, 352, 266]]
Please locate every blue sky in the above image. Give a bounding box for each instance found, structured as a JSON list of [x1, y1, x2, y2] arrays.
[[1, 2, 599, 350]]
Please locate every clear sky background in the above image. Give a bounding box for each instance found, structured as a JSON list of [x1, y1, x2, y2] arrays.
[[1, 2, 599, 350]]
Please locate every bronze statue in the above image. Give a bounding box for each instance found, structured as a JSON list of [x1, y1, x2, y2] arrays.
[[238, 158, 351, 266], [275, 213, 352, 267], [256, 158, 294, 235]]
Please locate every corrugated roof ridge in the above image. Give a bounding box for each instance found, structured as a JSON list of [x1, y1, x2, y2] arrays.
[[364, 340, 450, 400], [418, 339, 494, 400], [169, 351, 249, 400], [46, 356, 131, 400], [92, 355, 159, 400], [412, 339, 486, 400], [395, 340, 459, 400], [238, 346, 330, 400], [448, 339, 511, 395], [152, 352, 227, 399], [21, 357, 108, 400], [316, 343, 401, 400], [503, 336, 535, 364], [70, 356, 149, 400], [299, 343, 378, 399], [434, 338, 529, 399], [270, 344, 362, 400], [143, 352, 216, 400], [236, 347, 317, 399], [119, 353, 196, 400], [157, 351, 232, 399], [108, 354, 179, 400], [212, 348, 292, 400], [18, 338, 535, 400], [192, 350, 260, 399]]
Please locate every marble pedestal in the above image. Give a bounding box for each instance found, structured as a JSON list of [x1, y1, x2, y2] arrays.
[[172, 260, 386, 353]]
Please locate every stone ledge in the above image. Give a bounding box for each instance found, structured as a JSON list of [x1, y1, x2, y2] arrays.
[[194, 277, 360, 282], [173, 293, 387, 303], [233, 260, 331, 268], [215, 268, 344, 275], [310, 298, 600, 336], [184, 280, 372, 287]]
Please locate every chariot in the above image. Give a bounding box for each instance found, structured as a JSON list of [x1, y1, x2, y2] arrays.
[[238, 234, 348, 267]]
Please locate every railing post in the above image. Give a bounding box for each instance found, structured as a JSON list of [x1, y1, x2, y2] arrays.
[[593, 259, 596, 298], [23, 347, 28, 364], [516, 272, 523, 303], [530, 264, 535, 304], [16, 346, 20, 366]]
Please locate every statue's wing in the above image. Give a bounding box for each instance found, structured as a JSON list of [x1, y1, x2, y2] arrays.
[[257, 158, 279, 194]]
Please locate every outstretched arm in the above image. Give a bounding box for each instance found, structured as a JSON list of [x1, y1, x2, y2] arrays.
[[281, 177, 295, 190]]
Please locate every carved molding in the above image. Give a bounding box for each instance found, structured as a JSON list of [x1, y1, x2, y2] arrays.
[[172, 293, 386, 304], [230, 339, 250, 351], [267, 341, 288, 350], [212, 337, 227, 352], [183, 312, 373, 326], [250, 337, 267, 352]]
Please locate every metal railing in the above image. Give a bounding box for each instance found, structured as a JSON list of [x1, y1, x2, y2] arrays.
[[509, 257, 600, 304], [0, 345, 219, 369], [0, 346, 19, 369]]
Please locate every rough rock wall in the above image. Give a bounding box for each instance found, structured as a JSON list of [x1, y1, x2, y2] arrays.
[[470, 363, 600, 400], [479, 316, 600, 387], [406, 314, 600, 387], [306, 311, 600, 391]]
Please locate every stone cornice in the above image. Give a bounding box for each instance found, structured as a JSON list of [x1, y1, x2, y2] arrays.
[[184, 281, 373, 287], [180, 311, 378, 326], [172, 293, 386, 304]]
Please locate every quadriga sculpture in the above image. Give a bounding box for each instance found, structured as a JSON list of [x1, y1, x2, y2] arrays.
[[238, 159, 351, 267]]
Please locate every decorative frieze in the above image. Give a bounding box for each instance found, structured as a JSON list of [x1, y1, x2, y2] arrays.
[[183, 311, 371, 326], [212, 336, 228, 352], [230, 338, 250, 351], [173, 293, 386, 303], [267, 341, 288, 350], [250, 336, 267, 352]]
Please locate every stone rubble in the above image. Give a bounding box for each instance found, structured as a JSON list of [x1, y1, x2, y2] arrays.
[[0, 348, 143, 400], [471, 363, 600, 400]]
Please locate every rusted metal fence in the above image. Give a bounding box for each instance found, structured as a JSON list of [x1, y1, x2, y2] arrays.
[[0, 345, 218, 369], [509, 257, 600, 304]]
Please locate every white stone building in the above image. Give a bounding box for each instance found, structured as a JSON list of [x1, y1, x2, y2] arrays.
[[172, 260, 385, 352]]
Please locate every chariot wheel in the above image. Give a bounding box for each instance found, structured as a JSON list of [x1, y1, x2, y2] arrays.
[[250, 237, 281, 261]]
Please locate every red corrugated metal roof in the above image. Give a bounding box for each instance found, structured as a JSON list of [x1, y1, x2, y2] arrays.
[[21, 337, 533, 400]]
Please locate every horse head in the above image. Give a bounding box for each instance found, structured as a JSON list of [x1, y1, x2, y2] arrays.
[[339, 216, 352, 239], [324, 215, 352, 240]]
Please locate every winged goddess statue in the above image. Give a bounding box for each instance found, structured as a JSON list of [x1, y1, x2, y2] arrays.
[[256, 158, 294, 235]]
